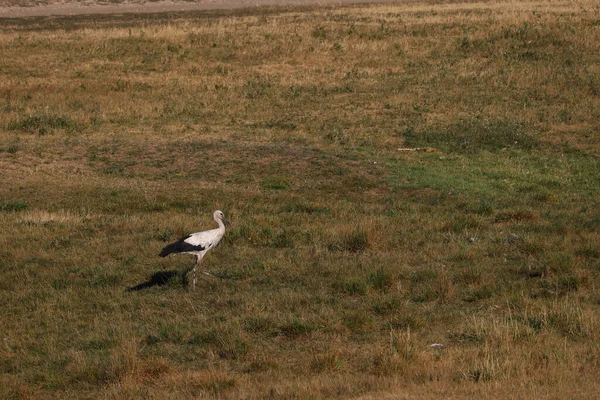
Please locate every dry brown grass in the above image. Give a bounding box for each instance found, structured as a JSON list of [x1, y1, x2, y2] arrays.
[[1, 0, 600, 398]]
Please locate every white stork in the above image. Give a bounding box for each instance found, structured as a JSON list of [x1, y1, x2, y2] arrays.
[[159, 210, 230, 290]]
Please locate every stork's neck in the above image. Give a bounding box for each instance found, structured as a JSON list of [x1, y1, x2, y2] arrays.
[[214, 216, 225, 231]]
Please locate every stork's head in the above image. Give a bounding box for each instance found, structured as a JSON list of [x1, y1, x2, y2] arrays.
[[214, 210, 231, 226]]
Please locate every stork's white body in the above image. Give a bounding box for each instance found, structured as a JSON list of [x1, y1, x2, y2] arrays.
[[159, 210, 229, 289], [180, 223, 226, 261]]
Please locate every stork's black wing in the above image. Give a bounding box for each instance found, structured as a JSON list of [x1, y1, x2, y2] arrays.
[[159, 235, 206, 257]]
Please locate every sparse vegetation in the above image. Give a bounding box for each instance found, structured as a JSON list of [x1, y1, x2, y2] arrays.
[[1, 0, 600, 398]]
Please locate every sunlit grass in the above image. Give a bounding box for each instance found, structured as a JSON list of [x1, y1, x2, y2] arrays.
[[1, 0, 600, 398]]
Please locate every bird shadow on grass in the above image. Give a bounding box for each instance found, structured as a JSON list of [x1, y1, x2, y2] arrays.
[[126, 269, 240, 291], [126, 270, 184, 291]]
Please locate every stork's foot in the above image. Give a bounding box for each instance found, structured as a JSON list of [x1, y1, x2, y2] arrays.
[[181, 268, 214, 289]]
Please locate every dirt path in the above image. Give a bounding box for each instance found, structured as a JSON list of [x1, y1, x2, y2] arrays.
[[0, 0, 400, 18]]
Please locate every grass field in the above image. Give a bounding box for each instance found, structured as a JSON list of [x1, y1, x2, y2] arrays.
[[1, 0, 600, 398]]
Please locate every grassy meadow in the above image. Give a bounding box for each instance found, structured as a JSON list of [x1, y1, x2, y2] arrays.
[[1, 0, 600, 398]]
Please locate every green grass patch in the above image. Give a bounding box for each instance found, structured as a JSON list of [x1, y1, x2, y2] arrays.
[[8, 114, 75, 135], [402, 118, 539, 154], [0, 200, 27, 212]]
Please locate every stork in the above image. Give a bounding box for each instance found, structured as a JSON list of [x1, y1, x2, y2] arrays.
[[159, 210, 230, 290]]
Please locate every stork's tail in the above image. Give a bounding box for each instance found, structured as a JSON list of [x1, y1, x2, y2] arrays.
[[159, 242, 179, 257]]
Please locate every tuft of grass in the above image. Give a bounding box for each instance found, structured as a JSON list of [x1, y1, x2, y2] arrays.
[[8, 114, 75, 135], [281, 200, 329, 214], [494, 209, 537, 223], [0, 200, 27, 212], [333, 278, 367, 296], [277, 320, 316, 338], [328, 229, 369, 253], [242, 316, 274, 334], [260, 178, 290, 190], [367, 266, 393, 291]]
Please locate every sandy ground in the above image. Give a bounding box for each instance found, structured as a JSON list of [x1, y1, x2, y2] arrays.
[[0, 0, 401, 18]]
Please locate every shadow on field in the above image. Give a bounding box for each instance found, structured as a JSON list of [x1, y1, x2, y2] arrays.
[[127, 267, 243, 291], [126, 270, 183, 291]]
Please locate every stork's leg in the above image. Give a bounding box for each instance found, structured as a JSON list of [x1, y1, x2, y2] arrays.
[[192, 257, 200, 290], [193, 256, 212, 289], [193, 267, 196, 290], [199, 257, 214, 277], [186, 257, 212, 290]]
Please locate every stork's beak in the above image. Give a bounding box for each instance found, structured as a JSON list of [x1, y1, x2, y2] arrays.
[[222, 217, 232, 227]]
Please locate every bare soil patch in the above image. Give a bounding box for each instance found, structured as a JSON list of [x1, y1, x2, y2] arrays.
[[0, 0, 401, 18]]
